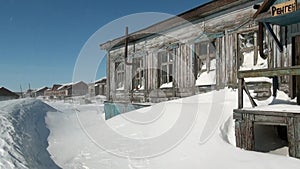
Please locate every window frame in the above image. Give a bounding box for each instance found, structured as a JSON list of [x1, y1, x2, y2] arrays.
[[159, 49, 174, 85], [132, 57, 144, 90], [115, 61, 125, 90], [194, 41, 216, 74]]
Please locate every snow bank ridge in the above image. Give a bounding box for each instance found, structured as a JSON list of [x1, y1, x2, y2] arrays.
[[0, 99, 61, 169]]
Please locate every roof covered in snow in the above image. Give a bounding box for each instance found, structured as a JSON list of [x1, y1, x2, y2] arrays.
[[35, 86, 49, 92], [57, 81, 87, 90], [95, 77, 107, 84]]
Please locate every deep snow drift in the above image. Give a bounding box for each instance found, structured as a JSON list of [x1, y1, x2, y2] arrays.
[[0, 99, 61, 169], [1, 89, 300, 168], [45, 89, 300, 169]]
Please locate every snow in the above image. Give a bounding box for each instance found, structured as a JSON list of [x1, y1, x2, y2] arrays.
[[195, 70, 216, 86], [243, 90, 299, 113], [137, 84, 144, 90], [35, 86, 48, 92], [159, 82, 173, 88], [1, 89, 300, 168], [240, 51, 268, 71], [46, 89, 300, 168], [95, 77, 106, 82], [0, 99, 60, 169], [116, 86, 125, 90], [244, 77, 273, 83], [195, 59, 216, 86], [57, 81, 82, 90]]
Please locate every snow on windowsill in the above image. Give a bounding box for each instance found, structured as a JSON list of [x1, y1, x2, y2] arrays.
[[116, 86, 124, 91], [240, 51, 268, 71], [133, 85, 145, 91], [244, 77, 273, 83], [160, 82, 173, 89], [195, 69, 216, 86]]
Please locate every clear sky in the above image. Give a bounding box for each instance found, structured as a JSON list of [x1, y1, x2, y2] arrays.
[[0, 0, 206, 92]]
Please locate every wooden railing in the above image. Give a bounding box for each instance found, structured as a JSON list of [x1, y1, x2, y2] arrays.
[[238, 65, 300, 78], [237, 66, 300, 109]]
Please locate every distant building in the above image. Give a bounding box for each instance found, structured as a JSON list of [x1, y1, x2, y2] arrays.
[[95, 77, 107, 96], [88, 78, 107, 97], [33, 87, 49, 97], [0, 87, 19, 101], [57, 81, 88, 98], [25, 89, 34, 98], [88, 83, 96, 97], [45, 82, 88, 99], [44, 84, 62, 99]]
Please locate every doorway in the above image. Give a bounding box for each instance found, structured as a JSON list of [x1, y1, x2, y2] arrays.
[[254, 124, 288, 156], [291, 35, 300, 104]]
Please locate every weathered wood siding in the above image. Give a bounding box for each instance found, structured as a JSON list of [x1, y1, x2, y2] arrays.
[[106, 1, 262, 102], [234, 109, 300, 159]]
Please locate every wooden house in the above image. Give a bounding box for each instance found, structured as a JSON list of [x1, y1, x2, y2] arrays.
[[88, 77, 107, 97], [95, 77, 107, 96], [101, 0, 300, 157], [233, 0, 300, 159], [33, 86, 49, 97], [0, 87, 19, 101], [101, 0, 272, 103], [44, 84, 62, 99], [56, 81, 88, 99]]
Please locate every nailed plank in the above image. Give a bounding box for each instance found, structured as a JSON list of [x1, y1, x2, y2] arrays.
[[238, 78, 244, 109], [238, 65, 300, 78], [288, 117, 296, 157]]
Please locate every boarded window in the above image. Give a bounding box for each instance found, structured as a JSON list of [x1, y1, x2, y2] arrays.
[[239, 32, 254, 50], [115, 61, 125, 90], [238, 31, 267, 70], [132, 57, 144, 90]]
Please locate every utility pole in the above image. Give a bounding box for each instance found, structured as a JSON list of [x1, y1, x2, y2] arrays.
[[20, 84, 23, 98], [28, 83, 32, 97]]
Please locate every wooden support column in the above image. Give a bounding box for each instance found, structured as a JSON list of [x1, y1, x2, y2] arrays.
[[287, 117, 296, 157], [295, 117, 300, 158], [235, 119, 242, 148], [243, 113, 254, 150], [238, 78, 244, 109]]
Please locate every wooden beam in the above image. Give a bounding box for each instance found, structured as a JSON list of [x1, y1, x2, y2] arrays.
[[233, 109, 300, 117], [263, 22, 283, 52], [238, 78, 244, 109], [253, 0, 276, 19], [243, 80, 257, 108], [238, 66, 300, 78]]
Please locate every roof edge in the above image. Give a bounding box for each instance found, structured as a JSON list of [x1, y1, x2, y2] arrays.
[[100, 0, 254, 51]]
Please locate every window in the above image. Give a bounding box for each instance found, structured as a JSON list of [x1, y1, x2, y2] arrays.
[[133, 57, 144, 90], [159, 50, 174, 86], [238, 31, 267, 70], [194, 41, 216, 86], [238, 32, 255, 52], [194, 41, 216, 72], [115, 61, 125, 90]]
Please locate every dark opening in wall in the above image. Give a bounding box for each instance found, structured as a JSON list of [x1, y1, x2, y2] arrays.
[[254, 124, 288, 155]]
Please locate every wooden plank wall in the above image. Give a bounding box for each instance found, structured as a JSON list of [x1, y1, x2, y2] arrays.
[[106, 2, 258, 101]]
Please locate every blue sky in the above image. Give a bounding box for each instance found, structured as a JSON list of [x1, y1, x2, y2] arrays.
[[0, 0, 206, 91]]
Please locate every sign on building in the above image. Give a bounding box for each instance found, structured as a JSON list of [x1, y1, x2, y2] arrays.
[[271, 0, 297, 16]]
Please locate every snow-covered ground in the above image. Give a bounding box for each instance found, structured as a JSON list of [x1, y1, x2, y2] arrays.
[[0, 99, 61, 169], [1, 89, 300, 168]]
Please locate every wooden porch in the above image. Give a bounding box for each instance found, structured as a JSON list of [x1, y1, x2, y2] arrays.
[[234, 66, 300, 158]]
